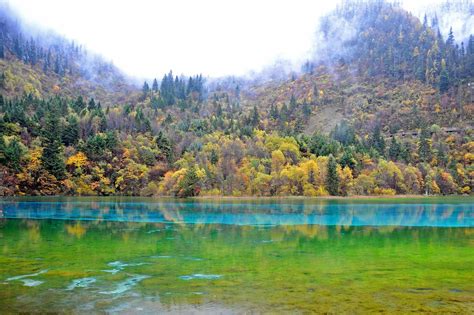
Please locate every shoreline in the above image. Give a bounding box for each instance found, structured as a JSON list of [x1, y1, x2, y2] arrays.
[[1, 194, 472, 203]]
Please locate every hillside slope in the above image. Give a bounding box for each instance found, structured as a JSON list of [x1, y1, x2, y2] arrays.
[[0, 3, 138, 105], [0, 0, 472, 197]]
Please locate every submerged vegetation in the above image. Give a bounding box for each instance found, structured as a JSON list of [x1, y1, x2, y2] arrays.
[[0, 210, 473, 313], [0, 1, 473, 197]]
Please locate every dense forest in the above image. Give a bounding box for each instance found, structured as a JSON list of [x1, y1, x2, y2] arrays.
[[0, 1, 473, 197]]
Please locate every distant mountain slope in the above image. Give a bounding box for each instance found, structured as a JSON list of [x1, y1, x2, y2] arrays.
[[0, 3, 138, 105], [233, 0, 474, 136]]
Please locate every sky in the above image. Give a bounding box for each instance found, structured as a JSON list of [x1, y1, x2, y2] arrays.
[[5, 0, 455, 79]]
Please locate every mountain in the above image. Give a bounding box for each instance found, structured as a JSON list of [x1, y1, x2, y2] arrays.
[[0, 0, 472, 197], [0, 3, 137, 105]]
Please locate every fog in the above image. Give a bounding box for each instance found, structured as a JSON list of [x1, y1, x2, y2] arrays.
[[5, 0, 468, 79]]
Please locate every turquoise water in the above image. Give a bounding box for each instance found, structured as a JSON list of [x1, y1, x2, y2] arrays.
[[0, 197, 473, 313]]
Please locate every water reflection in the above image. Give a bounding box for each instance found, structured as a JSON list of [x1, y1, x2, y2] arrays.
[[0, 218, 473, 313], [6, 218, 474, 243], [0, 199, 472, 228]]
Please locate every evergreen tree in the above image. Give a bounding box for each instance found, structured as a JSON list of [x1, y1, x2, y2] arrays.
[[152, 78, 159, 93], [156, 131, 173, 163], [439, 67, 450, 93], [339, 148, 357, 170], [418, 126, 432, 163], [62, 115, 80, 146], [251, 105, 259, 127], [270, 103, 279, 120], [388, 137, 401, 161], [73, 96, 85, 112], [326, 154, 339, 196], [41, 108, 66, 179], [87, 98, 96, 111], [370, 125, 385, 155], [178, 165, 200, 197], [142, 81, 150, 98]]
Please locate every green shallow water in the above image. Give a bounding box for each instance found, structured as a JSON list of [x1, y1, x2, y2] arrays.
[[0, 198, 473, 313]]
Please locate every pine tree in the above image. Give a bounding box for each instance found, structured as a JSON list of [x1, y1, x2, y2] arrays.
[[388, 137, 401, 161], [156, 131, 173, 163], [326, 154, 339, 196], [371, 125, 385, 155], [74, 96, 85, 112], [418, 126, 432, 163], [178, 165, 200, 197], [41, 108, 66, 179], [446, 27, 454, 47], [62, 115, 80, 146], [152, 78, 159, 93], [142, 81, 150, 98], [439, 59, 449, 93], [439, 67, 449, 93], [251, 105, 259, 127], [339, 148, 356, 170], [87, 98, 96, 111]]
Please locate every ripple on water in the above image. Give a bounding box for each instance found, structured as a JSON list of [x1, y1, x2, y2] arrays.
[[99, 275, 150, 295], [66, 277, 97, 290], [179, 274, 222, 280]]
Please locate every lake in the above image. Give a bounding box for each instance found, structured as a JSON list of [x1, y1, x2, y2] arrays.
[[0, 197, 473, 313]]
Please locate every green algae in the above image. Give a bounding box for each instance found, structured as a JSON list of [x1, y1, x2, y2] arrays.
[[0, 216, 473, 313]]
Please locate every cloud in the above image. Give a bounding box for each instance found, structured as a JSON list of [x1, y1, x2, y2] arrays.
[[5, 0, 471, 79]]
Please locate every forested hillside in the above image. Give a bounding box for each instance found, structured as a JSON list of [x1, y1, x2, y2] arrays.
[[0, 4, 136, 105], [0, 1, 472, 197]]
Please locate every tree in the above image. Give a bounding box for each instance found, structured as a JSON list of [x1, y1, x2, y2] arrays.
[[370, 125, 385, 155], [388, 137, 401, 161], [142, 81, 150, 98], [41, 109, 66, 180], [270, 103, 279, 120], [156, 131, 173, 163], [178, 166, 200, 197], [251, 105, 259, 127], [326, 154, 339, 196], [1, 138, 23, 171], [439, 67, 449, 93], [152, 78, 159, 93], [418, 126, 432, 163], [73, 96, 85, 112], [62, 115, 80, 146], [87, 98, 96, 111]]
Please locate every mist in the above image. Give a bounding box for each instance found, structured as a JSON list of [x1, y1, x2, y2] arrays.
[[5, 0, 470, 80]]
